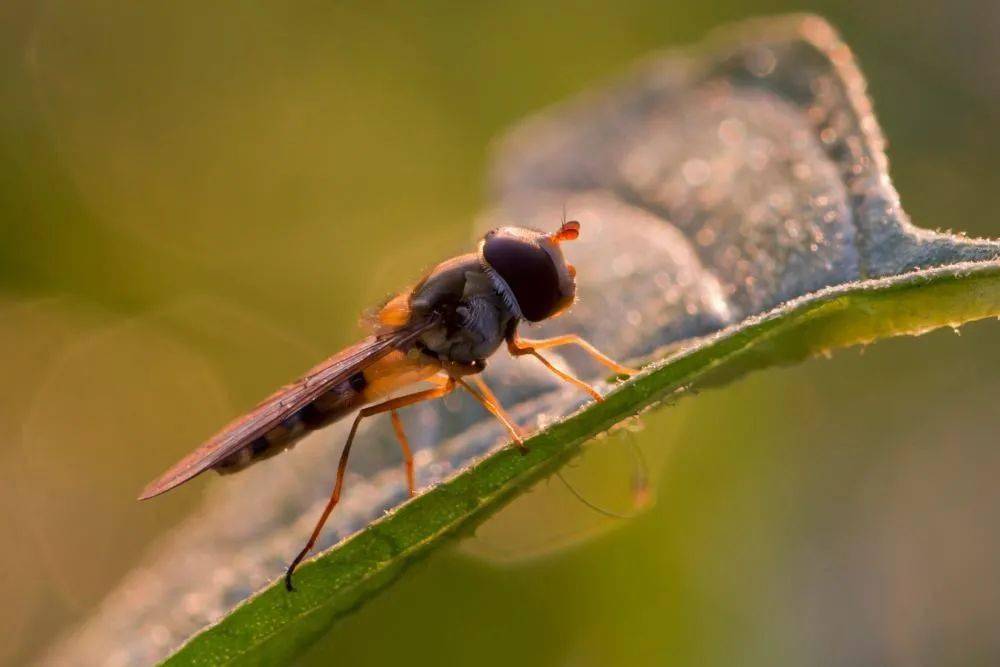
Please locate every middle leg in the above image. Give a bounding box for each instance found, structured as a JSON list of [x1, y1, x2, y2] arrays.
[[456, 377, 527, 450], [469, 375, 529, 440]]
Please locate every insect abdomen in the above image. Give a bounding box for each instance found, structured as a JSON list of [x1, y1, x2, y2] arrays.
[[212, 371, 369, 474]]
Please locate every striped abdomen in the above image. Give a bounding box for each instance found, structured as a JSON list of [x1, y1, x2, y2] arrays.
[[212, 372, 368, 474], [212, 349, 440, 474]]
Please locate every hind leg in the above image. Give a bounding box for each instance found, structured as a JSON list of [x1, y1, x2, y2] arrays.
[[285, 378, 456, 591]]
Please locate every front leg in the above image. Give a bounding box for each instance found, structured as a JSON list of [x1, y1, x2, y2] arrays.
[[510, 332, 638, 376], [507, 329, 605, 402]]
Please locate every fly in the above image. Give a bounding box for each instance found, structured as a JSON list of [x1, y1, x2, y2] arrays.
[[138, 220, 637, 590]]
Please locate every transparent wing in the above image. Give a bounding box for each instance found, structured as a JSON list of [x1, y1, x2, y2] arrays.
[[137, 319, 437, 500]]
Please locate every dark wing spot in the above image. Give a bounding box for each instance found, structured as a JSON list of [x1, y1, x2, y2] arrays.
[[349, 371, 368, 392], [250, 437, 270, 455]]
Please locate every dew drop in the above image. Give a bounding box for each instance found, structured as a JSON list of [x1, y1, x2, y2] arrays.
[[695, 227, 716, 246], [682, 158, 712, 186], [746, 46, 776, 77], [612, 253, 635, 277], [717, 117, 746, 146]]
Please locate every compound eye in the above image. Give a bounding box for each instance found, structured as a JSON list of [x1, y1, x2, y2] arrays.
[[482, 230, 563, 321]]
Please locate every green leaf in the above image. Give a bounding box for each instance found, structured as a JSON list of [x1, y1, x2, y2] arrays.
[[47, 14, 1000, 666]]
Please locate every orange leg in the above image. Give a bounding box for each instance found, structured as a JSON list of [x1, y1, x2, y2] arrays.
[[469, 375, 529, 440], [513, 333, 638, 376], [285, 378, 455, 591], [456, 378, 526, 449], [507, 337, 602, 402], [390, 409, 415, 497]]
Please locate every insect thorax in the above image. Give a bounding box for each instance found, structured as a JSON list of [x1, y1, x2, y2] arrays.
[[410, 255, 518, 366]]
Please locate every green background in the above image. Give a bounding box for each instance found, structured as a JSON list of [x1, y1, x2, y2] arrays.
[[2, 1, 997, 664]]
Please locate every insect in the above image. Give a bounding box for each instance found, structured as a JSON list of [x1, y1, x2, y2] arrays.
[[139, 220, 637, 590]]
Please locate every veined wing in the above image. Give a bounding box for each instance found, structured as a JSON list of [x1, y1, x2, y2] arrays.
[[138, 318, 437, 500]]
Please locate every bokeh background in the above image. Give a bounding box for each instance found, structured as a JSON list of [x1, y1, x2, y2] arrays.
[[2, 1, 998, 665]]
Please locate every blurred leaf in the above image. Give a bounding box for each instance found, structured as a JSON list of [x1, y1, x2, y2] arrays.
[[46, 14, 1000, 666]]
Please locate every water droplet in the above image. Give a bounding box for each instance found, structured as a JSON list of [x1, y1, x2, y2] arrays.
[[682, 158, 712, 186], [717, 117, 746, 146], [746, 46, 776, 77], [611, 254, 635, 278], [653, 271, 673, 290]]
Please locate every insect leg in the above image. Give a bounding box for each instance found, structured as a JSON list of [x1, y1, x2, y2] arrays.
[[511, 333, 638, 376], [506, 338, 603, 402], [469, 375, 528, 439], [457, 376, 527, 449], [389, 410, 414, 497], [285, 378, 456, 591]]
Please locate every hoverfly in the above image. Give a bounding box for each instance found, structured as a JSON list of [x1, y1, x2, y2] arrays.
[[139, 220, 637, 590]]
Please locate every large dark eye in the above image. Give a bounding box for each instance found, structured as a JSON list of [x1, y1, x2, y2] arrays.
[[481, 227, 570, 321]]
